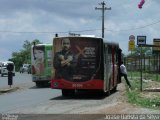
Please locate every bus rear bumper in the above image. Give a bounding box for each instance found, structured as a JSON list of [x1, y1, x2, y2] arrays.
[[51, 79, 104, 90]]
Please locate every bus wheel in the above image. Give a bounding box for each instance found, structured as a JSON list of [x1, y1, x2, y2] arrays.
[[106, 90, 111, 96], [112, 85, 117, 93], [36, 82, 42, 87], [62, 89, 75, 97], [62, 89, 69, 96], [102, 89, 110, 96]]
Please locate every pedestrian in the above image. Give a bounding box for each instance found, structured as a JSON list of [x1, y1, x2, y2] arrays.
[[120, 61, 132, 89]]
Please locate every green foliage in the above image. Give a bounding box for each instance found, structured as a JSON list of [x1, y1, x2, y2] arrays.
[[126, 75, 160, 109], [127, 46, 152, 57], [9, 39, 42, 71], [127, 88, 160, 109]]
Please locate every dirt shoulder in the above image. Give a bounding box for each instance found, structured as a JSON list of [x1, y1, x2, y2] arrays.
[[88, 83, 160, 114], [0, 82, 34, 95]]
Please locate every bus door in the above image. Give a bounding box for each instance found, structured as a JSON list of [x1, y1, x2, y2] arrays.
[[111, 45, 118, 87], [117, 48, 122, 83]]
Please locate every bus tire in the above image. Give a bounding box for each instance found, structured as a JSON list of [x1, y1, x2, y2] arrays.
[[103, 89, 110, 96], [62, 89, 75, 97], [36, 82, 42, 87], [62, 89, 69, 96], [112, 85, 117, 93]]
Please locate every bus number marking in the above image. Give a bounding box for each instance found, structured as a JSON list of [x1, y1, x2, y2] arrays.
[[72, 84, 83, 88]]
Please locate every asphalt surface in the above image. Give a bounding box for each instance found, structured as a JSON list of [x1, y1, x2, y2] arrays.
[[0, 73, 160, 120]]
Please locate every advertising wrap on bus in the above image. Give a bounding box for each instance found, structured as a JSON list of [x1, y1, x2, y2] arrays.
[[31, 44, 52, 87], [52, 37, 102, 88], [51, 36, 122, 96]]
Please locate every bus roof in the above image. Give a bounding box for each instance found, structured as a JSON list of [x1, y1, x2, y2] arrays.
[[2, 61, 14, 64], [54, 36, 102, 39], [32, 44, 52, 46]]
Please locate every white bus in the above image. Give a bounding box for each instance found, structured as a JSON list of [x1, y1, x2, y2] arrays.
[[1, 61, 15, 77]]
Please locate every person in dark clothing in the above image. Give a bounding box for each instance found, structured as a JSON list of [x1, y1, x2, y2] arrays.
[[53, 38, 76, 81], [120, 61, 132, 88]]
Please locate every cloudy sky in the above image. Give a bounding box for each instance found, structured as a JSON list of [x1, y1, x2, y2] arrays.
[[0, 0, 160, 61]]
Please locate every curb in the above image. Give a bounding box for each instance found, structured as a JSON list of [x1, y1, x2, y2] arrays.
[[144, 88, 160, 92], [0, 87, 19, 93]]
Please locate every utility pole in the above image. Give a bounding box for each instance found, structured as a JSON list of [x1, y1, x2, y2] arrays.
[[95, 1, 111, 38]]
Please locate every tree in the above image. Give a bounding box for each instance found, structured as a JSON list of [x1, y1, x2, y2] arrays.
[[127, 46, 151, 57], [9, 39, 42, 71]]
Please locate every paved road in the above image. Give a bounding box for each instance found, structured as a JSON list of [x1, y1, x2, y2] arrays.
[[0, 87, 60, 113], [0, 73, 159, 120], [0, 73, 61, 113], [0, 73, 117, 114], [0, 72, 31, 88]]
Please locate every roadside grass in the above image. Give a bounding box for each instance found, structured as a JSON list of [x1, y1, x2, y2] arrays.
[[128, 71, 160, 82], [126, 71, 160, 109]]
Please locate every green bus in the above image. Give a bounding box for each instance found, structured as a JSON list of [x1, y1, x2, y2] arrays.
[[31, 44, 53, 87]]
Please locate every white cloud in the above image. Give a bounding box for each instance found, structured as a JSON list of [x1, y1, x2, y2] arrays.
[[0, 0, 160, 60]]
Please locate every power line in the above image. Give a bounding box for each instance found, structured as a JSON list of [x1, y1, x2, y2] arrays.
[[107, 19, 160, 32], [0, 19, 160, 34], [0, 29, 102, 34], [0, 30, 68, 34]]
